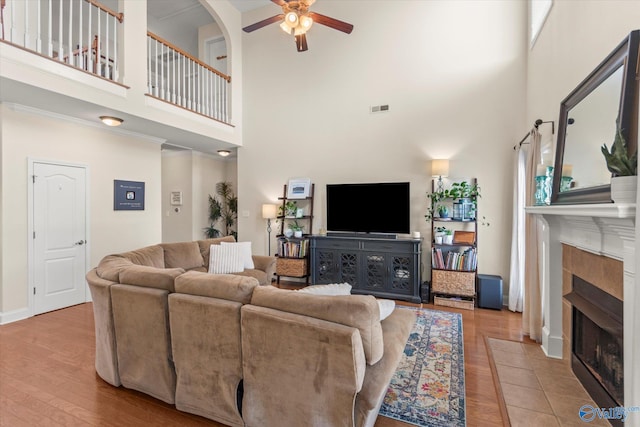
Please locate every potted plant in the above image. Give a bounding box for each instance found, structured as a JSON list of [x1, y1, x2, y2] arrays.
[[280, 200, 298, 218], [443, 229, 454, 244], [437, 205, 449, 218], [601, 128, 637, 203], [290, 220, 304, 238], [434, 226, 447, 244], [425, 188, 452, 221], [204, 181, 238, 239]]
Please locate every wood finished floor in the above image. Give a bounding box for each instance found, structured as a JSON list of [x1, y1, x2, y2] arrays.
[[0, 294, 527, 426]]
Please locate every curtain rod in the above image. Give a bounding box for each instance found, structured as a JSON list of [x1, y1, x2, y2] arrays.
[[513, 119, 555, 150]]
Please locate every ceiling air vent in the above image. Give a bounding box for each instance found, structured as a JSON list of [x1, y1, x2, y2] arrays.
[[370, 104, 390, 113]]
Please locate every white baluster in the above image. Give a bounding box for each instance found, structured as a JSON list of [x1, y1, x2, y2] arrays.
[[105, 9, 109, 79], [57, 0, 62, 60], [48, 0, 53, 56], [112, 14, 118, 81], [67, 0, 72, 64], [147, 36, 151, 93], [77, 0, 82, 68], [36, 0, 41, 53], [23, 0, 28, 48], [153, 40, 158, 96], [96, 9, 101, 76], [87, 0, 91, 72]]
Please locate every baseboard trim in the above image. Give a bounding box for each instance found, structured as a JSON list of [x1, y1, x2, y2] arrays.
[[0, 307, 31, 325]]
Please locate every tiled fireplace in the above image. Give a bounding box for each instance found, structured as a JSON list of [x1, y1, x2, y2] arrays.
[[562, 247, 623, 412], [527, 203, 638, 427]]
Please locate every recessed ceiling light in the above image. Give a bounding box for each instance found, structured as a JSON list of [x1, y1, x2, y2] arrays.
[[217, 150, 231, 157], [99, 116, 123, 126]]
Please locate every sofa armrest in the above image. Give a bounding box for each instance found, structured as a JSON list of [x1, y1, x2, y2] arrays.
[[241, 304, 366, 427], [119, 265, 185, 292], [251, 255, 276, 282], [355, 308, 416, 427], [175, 271, 259, 304]]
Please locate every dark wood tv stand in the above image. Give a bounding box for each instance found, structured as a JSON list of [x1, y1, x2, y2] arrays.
[[309, 235, 422, 303]]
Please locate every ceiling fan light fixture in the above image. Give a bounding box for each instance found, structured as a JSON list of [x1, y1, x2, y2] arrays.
[[299, 14, 313, 30], [280, 21, 294, 35], [285, 11, 298, 26]]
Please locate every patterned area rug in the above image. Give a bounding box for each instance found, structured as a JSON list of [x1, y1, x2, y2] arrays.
[[380, 307, 466, 426]]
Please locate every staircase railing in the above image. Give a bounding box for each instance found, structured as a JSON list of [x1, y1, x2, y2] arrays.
[[0, 0, 123, 82], [147, 31, 231, 124]]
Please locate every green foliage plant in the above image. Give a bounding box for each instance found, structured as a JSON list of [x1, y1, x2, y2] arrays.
[[601, 129, 637, 176], [204, 182, 238, 239]]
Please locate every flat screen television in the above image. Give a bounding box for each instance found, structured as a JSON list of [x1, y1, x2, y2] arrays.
[[326, 182, 410, 235]]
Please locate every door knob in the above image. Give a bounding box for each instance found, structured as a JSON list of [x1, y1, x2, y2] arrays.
[[75, 240, 86, 245]]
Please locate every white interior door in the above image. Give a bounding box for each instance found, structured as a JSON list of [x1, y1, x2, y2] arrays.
[[206, 36, 227, 75], [33, 162, 87, 314]]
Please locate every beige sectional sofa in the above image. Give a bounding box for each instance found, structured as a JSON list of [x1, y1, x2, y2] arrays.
[[86, 238, 416, 427]]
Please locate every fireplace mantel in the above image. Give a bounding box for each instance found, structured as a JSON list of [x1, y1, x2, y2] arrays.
[[526, 203, 638, 422]]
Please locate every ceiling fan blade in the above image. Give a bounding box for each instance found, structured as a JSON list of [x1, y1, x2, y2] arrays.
[[308, 12, 353, 34], [243, 14, 284, 33], [271, 0, 287, 5], [296, 34, 308, 52]]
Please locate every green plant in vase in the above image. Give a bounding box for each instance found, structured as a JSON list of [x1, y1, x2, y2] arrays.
[[290, 220, 304, 238], [601, 128, 638, 203], [437, 204, 449, 218]]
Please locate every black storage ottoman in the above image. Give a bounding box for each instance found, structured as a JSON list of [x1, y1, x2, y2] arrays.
[[477, 274, 503, 310]]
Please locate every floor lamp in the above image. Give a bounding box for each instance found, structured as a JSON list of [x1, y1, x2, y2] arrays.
[[262, 204, 277, 256]]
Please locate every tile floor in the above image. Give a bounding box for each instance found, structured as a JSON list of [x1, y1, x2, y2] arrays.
[[486, 337, 611, 427]]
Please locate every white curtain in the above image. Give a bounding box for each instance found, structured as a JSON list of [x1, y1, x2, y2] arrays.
[[508, 127, 543, 342], [508, 145, 526, 312]]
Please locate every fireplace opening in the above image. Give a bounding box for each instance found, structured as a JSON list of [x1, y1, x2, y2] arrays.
[[565, 275, 623, 412]]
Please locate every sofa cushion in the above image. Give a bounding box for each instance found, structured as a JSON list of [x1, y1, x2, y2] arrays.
[[250, 286, 384, 365], [198, 236, 236, 270], [119, 265, 185, 292], [377, 299, 396, 321], [232, 269, 268, 286], [96, 255, 134, 282], [296, 283, 352, 295], [175, 271, 259, 304], [161, 242, 204, 270], [221, 241, 255, 269], [122, 245, 165, 268], [208, 244, 244, 274], [295, 283, 394, 321]]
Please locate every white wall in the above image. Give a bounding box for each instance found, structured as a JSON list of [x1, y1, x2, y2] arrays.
[[527, 1, 640, 152], [239, 1, 527, 288], [0, 104, 162, 315], [161, 150, 235, 242], [191, 153, 234, 240], [162, 151, 194, 242]]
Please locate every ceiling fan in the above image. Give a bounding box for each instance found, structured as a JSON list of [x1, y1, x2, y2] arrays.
[[242, 0, 354, 52]]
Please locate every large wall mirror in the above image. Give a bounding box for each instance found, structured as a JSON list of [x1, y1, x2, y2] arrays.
[[551, 30, 639, 204]]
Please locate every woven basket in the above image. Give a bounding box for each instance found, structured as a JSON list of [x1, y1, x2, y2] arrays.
[[276, 258, 307, 277], [431, 270, 475, 296], [434, 296, 475, 311]]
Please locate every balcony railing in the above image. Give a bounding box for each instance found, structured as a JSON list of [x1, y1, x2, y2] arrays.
[[147, 31, 230, 124], [0, 0, 122, 81]]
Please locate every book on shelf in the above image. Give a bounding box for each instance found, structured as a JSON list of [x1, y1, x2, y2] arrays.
[[277, 239, 309, 258], [431, 247, 477, 271]]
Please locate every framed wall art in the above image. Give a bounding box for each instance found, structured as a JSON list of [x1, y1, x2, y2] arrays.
[[287, 178, 311, 199], [114, 180, 145, 210]]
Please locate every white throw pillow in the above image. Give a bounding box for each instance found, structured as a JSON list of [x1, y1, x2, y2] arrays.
[[208, 244, 244, 274], [377, 299, 396, 321], [296, 283, 352, 296], [221, 241, 255, 269]]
